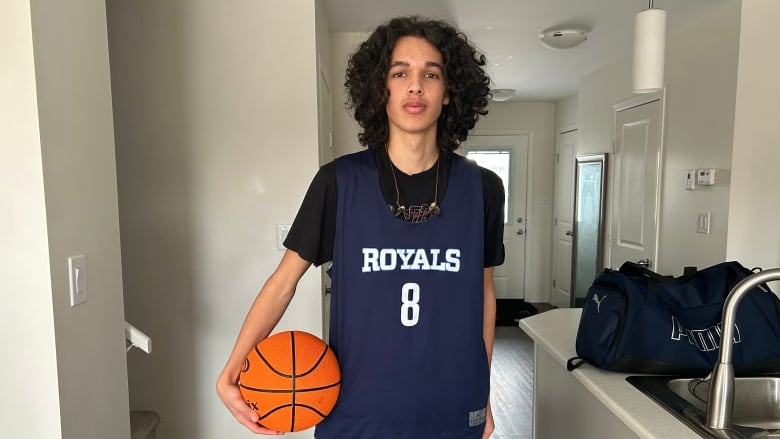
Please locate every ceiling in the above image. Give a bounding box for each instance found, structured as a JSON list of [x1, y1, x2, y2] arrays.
[[322, 0, 733, 101]]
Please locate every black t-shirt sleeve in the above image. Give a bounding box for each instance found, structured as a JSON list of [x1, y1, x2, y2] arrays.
[[284, 156, 506, 268], [283, 161, 337, 266], [481, 167, 506, 268]]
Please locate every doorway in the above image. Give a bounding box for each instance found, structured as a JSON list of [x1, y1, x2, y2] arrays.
[[551, 128, 576, 308], [463, 133, 529, 300], [608, 93, 664, 270]]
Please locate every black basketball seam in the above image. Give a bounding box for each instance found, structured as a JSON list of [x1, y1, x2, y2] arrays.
[[256, 404, 293, 420], [292, 381, 342, 392], [252, 403, 329, 426], [238, 380, 340, 393], [255, 345, 293, 378], [292, 403, 330, 418], [297, 345, 330, 377], [290, 331, 297, 433], [238, 383, 293, 393]]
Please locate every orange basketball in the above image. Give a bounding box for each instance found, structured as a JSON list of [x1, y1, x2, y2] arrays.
[[239, 330, 341, 432]]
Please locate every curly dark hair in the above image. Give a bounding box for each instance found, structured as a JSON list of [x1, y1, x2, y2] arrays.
[[345, 16, 491, 153]]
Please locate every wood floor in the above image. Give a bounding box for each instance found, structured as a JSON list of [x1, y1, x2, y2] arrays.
[[489, 302, 555, 438], [490, 325, 535, 438]]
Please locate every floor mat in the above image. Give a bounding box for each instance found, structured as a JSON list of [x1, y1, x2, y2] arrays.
[[495, 299, 538, 326]]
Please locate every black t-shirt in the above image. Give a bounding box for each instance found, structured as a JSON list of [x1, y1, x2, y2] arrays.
[[284, 148, 506, 268]]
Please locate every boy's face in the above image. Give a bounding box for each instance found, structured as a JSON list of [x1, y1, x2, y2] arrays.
[[385, 36, 450, 142]]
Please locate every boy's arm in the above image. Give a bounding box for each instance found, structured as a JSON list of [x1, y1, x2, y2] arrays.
[[482, 267, 497, 439], [216, 249, 311, 433]]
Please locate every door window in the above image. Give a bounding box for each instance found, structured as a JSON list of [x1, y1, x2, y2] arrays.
[[467, 150, 510, 224]]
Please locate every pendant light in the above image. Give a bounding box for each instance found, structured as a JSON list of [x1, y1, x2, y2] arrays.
[[632, 0, 667, 93]]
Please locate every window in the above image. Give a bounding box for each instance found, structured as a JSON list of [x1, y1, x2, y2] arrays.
[[467, 150, 510, 224]]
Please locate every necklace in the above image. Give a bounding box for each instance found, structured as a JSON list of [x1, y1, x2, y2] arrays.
[[387, 153, 442, 223]]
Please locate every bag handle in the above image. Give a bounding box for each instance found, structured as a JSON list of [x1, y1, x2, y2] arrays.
[[566, 356, 588, 371], [618, 262, 683, 293]]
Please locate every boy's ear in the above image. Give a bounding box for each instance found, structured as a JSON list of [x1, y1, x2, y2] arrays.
[[443, 94, 450, 105]]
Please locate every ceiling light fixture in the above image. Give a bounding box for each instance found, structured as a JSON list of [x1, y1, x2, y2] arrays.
[[491, 89, 515, 102], [633, 0, 667, 93], [538, 29, 588, 50]]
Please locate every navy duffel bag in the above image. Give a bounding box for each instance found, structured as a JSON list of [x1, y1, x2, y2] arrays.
[[567, 261, 780, 375]]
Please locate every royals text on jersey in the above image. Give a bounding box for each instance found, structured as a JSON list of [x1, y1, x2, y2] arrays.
[[361, 248, 461, 273]]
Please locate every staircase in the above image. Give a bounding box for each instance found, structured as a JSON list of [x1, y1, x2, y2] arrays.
[[130, 411, 160, 439]]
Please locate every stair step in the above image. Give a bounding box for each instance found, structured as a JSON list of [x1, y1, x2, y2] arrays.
[[130, 410, 160, 439]]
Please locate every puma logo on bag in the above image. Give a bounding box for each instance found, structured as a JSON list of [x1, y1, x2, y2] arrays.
[[592, 293, 605, 314]]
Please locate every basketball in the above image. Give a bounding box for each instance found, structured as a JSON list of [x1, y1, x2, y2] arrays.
[[239, 330, 341, 432]]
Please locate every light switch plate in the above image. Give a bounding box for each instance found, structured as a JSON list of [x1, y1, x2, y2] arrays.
[[68, 255, 87, 306], [276, 225, 291, 251], [684, 169, 696, 190], [696, 212, 711, 234]]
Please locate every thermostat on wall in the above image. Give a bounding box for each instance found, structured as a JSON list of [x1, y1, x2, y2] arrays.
[[697, 168, 717, 186]]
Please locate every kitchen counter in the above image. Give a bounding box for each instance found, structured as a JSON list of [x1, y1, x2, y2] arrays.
[[519, 308, 700, 439]]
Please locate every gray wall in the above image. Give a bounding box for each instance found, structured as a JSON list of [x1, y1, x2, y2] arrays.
[[107, 1, 323, 438], [576, 0, 741, 275], [555, 94, 578, 131], [726, 0, 780, 274], [1, 0, 131, 437]]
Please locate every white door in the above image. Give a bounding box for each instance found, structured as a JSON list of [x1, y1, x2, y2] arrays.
[[463, 134, 529, 300], [552, 129, 576, 308], [608, 96, 663, 270]]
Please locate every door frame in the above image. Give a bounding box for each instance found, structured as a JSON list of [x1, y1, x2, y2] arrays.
[[551, 125, 577, 308], [608, 89, 666, 270]]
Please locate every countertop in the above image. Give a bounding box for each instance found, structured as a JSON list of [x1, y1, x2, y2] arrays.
[[519, 308, 701, 439]]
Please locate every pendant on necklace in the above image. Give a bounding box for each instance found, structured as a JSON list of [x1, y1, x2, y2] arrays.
[[386, 148, 442, 222]]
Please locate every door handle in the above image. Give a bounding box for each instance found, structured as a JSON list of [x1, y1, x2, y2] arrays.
[[636, 258, 651, 267], [565, 230, 574, 237], [517, 229, 524, 236]]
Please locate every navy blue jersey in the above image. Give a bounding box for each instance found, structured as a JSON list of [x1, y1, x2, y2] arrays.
[[315, 150, 489, 439]]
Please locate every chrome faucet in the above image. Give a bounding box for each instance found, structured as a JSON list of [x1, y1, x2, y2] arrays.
[[705, 268, 780, 429]]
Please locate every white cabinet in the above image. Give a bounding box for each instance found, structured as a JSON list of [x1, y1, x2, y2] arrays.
[[519, 309, 699, 439]]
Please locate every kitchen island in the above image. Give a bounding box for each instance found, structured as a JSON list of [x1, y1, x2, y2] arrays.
[[518, 308, 700, 439]]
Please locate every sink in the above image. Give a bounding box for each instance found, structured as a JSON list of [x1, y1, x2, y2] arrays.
[[627, 375, 780, 438]]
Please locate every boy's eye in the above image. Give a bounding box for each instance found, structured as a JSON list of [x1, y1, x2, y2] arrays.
[[391, 71, 406, 78], [425, 72, 439, 79]]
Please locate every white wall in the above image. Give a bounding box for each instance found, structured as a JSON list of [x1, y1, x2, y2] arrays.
[[2, 1, 131, 438], [726, 0, 780, 271], [555, 93, 578, 131], [330, 32, 368, 157], [0, 2, 62, 437], [107, 1, 322, 438], [577, 0, 741, 275], [475, 102, 557, 303]]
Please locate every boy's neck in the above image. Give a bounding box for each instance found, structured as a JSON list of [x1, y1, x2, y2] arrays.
[[386, 133, 439, 175]]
